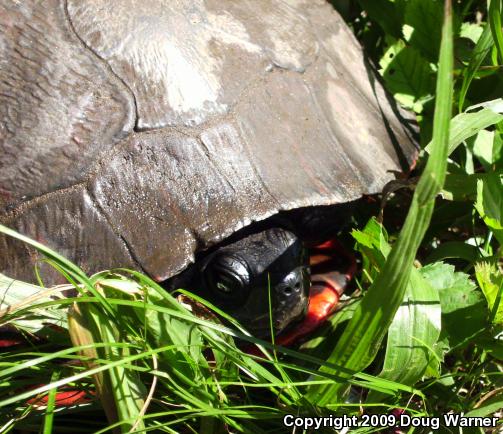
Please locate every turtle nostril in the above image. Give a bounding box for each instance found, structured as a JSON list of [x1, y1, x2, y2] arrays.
[[278, 270, 306, 298]]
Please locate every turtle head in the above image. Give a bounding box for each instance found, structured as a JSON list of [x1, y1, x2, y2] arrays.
[[180, 228, 310, 337]]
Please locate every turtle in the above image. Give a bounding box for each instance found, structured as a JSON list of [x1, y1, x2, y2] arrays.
[[0, 0, 418, 337]]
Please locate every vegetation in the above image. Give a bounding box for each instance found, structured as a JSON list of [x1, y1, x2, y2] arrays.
[[0, 0, 502, 432]]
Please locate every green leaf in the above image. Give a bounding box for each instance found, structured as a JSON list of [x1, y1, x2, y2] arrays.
[[475, 173, 503, 244], [70, 300, 148, 433], [475, 262, 503, 325], [459, 22, 484, 44], [379, 40, 434, 112], [440, 173, 499, 202], [426, 99, 503, 156], [478, 334, 503, 360], [403, 0, 454, 62], [471, 129, 503, 171], [134, 290, 207, 373], [425, 241, 482, 263], [465, 396, 503, 417], [421, 262, 488, 350], [351, 218, 390, 284], [300, 299, 361, 360], [369, 268, 441, 401], [458, 24, 494, 110], [494, 132, 503, 169], [441, 173, 478, 201], [0, 273, 68, 333], [357, 0, 405, 39], [488, 0, 503, 64]]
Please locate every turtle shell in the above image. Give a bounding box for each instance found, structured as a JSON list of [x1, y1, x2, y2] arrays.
[[0, 0, 418, 284]]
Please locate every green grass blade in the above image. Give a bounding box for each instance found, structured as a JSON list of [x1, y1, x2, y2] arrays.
[[306, 0, 454, 405], [489, 0, 503, 65], [0, 342, 178, 410], [0, 273, 68, 332], [42, 371, 60, 434], [0, 224, 114, 316], [458, 24, 494, 111]]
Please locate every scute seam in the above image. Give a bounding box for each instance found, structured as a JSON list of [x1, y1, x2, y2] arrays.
[[62, 0, 140, 130], [85, 184, 148, 275], [1, 180, 90, 222]]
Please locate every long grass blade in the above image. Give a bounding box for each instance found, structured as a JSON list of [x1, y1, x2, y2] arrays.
[[458, 24, 494, 111], [306, 0, 454, 405], [42, 371, 60, 434], [489, 0, 503, 65], [0, 224, 113, 316]]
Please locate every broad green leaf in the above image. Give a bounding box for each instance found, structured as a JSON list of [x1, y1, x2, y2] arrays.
[[68, 304, 121, 427], [403, 0, 454, 62], [0, 273, 68, 333], [455, 36, 481, 67], [426, 99, 503, 156], [351, 218, 390, 284], [475, 262, 503, 324], [450, 101, 503, 154], [96, 277, 229, 398], [441, 173, 478, 201], [97, 315, 147, 433], [351, 218, 390, 258], [357, 0, 405, 39], [133, 290, 208, 375], [421, 262, 488, 350], [471, 129, 502, 171], [96, 276, 143, 294], [440, 173, 498, 201], [475, 173, 503, 244], [459, 22, 483, 44], [378, 268, 441, 381], [379, 40, 434, 112]]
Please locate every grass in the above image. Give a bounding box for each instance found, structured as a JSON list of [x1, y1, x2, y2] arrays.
[[1, 0, 502, 432]]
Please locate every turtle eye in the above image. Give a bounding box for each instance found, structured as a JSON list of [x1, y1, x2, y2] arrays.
[[204, 253, 250, 299]]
